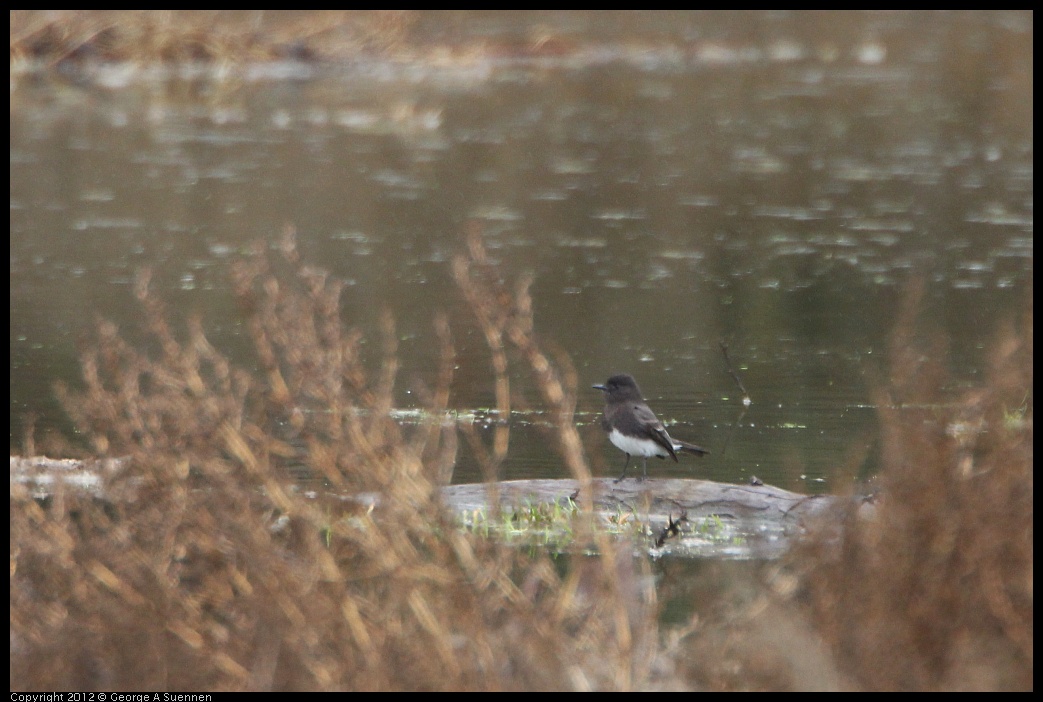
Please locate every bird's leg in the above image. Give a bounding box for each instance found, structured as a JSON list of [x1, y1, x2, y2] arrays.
[[613, 454, 632, 483], [638, 457, 649, 482]]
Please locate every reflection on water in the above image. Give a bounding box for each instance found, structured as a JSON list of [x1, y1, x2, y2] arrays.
[[10, 12, 1032, 492]]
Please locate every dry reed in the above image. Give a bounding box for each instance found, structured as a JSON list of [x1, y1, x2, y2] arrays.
[[671, 280, 1032, 691], [11, 227, 660, 691], [10, 232, 1031, 690], [10, 10, 417, 66]]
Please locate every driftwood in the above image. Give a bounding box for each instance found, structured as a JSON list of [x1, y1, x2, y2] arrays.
[[439, 477, 856, 558], [11, 456, 866, 558], [440, 477, 838, 523], [10, 455, 126, 498]]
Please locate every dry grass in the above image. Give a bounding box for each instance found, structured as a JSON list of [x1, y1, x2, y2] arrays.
[[9, 10, 605, 71], [790, 280, 1033, 690], [11, 226, 659, 691], [10, 10, 417, 66], [10, 229, 1032, 690], [671, 280, 1033, 691]]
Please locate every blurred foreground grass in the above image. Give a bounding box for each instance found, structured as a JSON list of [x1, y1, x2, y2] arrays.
[[10, 228, 1031, 690], [10, 10, 419, 66]]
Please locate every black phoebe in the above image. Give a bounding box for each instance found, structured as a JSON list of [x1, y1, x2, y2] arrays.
[[593, 374, 709, 482]]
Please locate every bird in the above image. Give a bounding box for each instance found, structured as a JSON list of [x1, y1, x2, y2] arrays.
[[593, 374, 709, 482]]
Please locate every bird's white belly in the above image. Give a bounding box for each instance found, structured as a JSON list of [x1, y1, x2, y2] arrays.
[[608, 428, 670, 458]]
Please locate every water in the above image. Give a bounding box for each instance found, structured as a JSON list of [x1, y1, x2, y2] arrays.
[[10, 12, 1033, 494]]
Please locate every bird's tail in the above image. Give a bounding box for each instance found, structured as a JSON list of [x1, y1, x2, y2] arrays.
[[673, 439, 710, 456]]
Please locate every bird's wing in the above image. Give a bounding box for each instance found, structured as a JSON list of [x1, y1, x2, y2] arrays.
[[632, 404, 679, 461]]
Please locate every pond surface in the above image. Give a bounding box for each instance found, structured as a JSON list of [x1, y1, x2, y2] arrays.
[[10, 12, 1032, 494]]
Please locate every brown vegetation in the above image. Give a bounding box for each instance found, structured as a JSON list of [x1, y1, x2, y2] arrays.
[[10, 10, 417, 66], [11, 227, 660, 691], [10, 230, 1032, 690], [790, 281, 1033, 690], [673, 280, 1033, 691]]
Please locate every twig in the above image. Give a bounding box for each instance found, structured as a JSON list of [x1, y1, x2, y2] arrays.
[[654, 512, 689, 548], [719, 341, 751, 457]]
